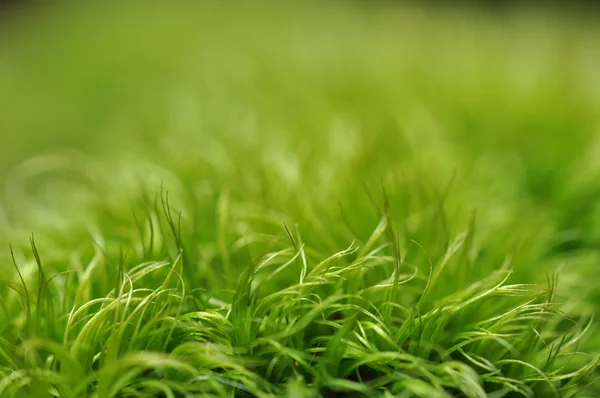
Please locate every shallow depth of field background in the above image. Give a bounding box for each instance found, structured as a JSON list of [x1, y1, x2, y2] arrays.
[[1, 1, 600, 396], [4, 3, 600, 277]]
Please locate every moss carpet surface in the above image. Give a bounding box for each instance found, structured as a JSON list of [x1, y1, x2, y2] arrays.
[[1, 3, 600, 397]]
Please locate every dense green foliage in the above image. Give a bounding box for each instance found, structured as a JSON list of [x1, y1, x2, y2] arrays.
[[1, 3, 599, 397]]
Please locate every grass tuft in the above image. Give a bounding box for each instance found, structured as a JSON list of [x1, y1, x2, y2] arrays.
[[1, 2, 600, 397]]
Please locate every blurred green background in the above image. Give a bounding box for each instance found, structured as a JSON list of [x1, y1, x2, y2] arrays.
[[2, 3, 600, 228], [2, 3, 598, 177]]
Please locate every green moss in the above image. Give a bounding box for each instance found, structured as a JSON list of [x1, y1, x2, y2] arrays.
[[0, 3, 599, 397]]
